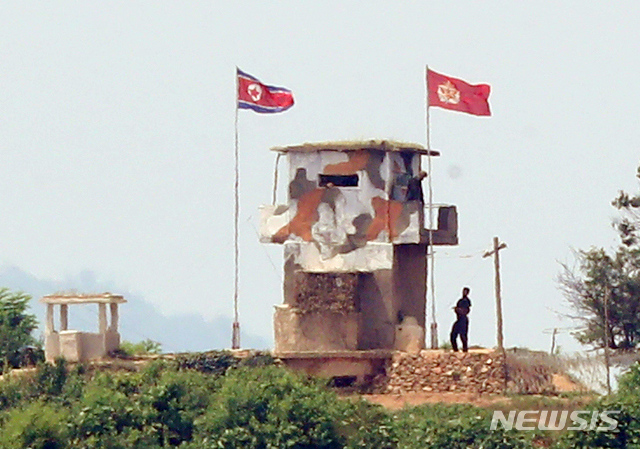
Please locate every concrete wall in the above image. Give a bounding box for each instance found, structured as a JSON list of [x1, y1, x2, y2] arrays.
[[357, 244, 427, 350], [358, 269, 397, 350], [45, 330, 119, 362], [44, 332, 60, 363], [81, 333, 106, 361], [279, 352, 389, 380], [105, 330, 120, 353], [58, 331, 82, 362], [393, 244, 427, 329], [278, 244, 428, 352], [274, 307, 360, 352]]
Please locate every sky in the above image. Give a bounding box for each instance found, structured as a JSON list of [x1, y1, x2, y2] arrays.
[[1, 2, 639, 353]]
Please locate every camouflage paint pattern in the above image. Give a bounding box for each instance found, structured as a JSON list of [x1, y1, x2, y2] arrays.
[[260, 148, 425, 272]]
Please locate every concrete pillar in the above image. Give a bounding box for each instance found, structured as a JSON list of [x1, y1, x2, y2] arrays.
[[46, 303, 55, 334], [109, 303, 119, 332], [60, 304, 68, 331], [98, 303, 107, 334]]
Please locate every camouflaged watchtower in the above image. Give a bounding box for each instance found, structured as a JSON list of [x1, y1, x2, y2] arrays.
[[260, 140, 457, 354]]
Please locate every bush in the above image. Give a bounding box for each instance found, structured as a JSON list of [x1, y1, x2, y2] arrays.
[[119, 339, 162, 356], [238, 351, 277, 368], [193, 366, 367, 448], [0, 372, 35, 412], [0, 358, 77, 412], [35, 357, 68, 398], [175, 350, 277, 376], [64, 365, 221, 448], [616, 361, 640, 399], [176, 362, 396, 448], [394, 403, 535, 449], [176, 350, 239, 375], [339, 399, 398, 449], [0, 401, 68, 449]]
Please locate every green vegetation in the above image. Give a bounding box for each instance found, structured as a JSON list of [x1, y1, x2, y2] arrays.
[[118, 339, 163, 356], [559, 164, 640, 350], [394, 403, 533, 449], [0, 288, 40, 372], [1, 350, 638, 448], [554, 361, 640, 448]]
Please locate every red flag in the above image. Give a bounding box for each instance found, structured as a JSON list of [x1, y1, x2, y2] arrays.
[[237, 68, 294, 113], [427, 69, 491, 116]]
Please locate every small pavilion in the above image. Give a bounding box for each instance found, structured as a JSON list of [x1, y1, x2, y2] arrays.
[[41, 292, 126, 362]]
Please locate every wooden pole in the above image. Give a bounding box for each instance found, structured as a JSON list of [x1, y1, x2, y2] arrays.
[[493, 237, 504, 352], [483, 236, 507, 392], [603, 287, 612, 395], [483, 237, 507, 352]]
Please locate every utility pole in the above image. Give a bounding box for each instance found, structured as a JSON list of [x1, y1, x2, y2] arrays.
[[483, 236, 507, 352], [603, 287, 612, 395]]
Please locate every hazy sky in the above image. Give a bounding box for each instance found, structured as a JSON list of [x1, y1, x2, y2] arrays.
[[1, 2, 639, 352]]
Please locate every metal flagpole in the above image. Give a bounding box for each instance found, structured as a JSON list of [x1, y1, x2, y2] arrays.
[[272, 153, 281, 205], [425, 65, 438, 349], [232, 68, 241, 349]]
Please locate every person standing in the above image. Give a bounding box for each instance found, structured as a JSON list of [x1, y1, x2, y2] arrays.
[[450, 287, 472, 352], [407, 171, 427, 202]]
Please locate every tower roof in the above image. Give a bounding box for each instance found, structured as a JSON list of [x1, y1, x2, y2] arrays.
[[271, 139, 440, 156]]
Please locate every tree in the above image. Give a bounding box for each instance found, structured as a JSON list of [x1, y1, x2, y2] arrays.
[[559, 164, 640, 350], [559, 247, 640, 349], [0, 288, 39, 370]]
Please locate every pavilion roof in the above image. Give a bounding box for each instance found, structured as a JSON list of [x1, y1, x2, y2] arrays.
[[41, 292, 126, 305]]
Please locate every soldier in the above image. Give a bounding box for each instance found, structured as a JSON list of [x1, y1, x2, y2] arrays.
[[407, 171, 427, 202], [450, 287, 471, 352]]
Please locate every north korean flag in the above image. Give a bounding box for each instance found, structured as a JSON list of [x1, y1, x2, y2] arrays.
[[427, 69, 491, 116], [237, 68, 294, 113]]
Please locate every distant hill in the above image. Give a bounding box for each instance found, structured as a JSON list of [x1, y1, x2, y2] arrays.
[[0, 266, 269, 352]]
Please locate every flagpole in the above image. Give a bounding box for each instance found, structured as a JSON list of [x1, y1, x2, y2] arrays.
[[425, 65, 438, 349], [232, 68, 241, 350]]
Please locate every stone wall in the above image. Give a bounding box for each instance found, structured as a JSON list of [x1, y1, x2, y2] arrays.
[[377, 350, 506, 394], [293, 272, 358, 314]]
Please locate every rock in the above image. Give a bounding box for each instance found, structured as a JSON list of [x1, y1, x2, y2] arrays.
[[372, 350, 506, 395]]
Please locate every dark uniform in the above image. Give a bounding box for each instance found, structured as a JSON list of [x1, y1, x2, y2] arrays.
[[406, 176, 424, 202], [450, 295, 471, 352]]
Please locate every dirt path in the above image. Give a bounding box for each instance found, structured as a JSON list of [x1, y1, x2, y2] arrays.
[[362, 392, 512, 410]]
